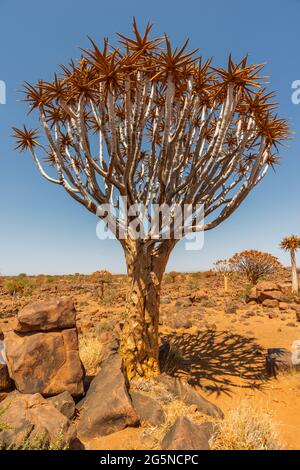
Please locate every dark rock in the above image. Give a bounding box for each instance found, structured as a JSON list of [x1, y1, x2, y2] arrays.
[[130, 391, 166, 426], [48, 391, 75, 420], [262, 299, 279, 308], [0, 391, 76, 449], [0, 392, 9, 403], [76, 355, 139, 439], [266, 348, 293, 376], [98, 333, 120, 362], [161, 417, 213, 450], [0, 363, 12, 392], [175, 298, 193, 309], [268, 311, 278, 319], [15, 297, 76, 333], [224, 304, 237, 314], [155, 374, 223, 419]]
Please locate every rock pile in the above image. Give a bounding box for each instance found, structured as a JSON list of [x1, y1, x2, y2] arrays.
[[4, 297, 84, 396], [247, 281, 284, 308]]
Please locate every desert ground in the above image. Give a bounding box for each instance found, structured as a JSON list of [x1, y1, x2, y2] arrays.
[[0, 269, 300, 450]]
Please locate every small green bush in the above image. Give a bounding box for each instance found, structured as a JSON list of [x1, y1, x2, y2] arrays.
[[4, 278, 34, 297]]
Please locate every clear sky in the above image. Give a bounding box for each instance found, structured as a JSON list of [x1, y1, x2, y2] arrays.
[[0, 0, 299, 275]]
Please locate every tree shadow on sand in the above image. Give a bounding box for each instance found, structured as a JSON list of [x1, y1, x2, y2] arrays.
[[159, 328, 268, 396]]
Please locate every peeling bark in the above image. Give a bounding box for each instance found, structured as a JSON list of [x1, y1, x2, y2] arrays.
[[120, 239, 174, 380]]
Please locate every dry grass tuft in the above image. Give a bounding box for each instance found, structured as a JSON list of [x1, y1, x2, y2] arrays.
[[137, 379, 209, 449], [210, 399, 282, 450], [79, 334, 103, 375]]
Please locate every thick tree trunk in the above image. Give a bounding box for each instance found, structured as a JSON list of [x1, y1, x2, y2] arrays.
[[120, 240, 174, 381], [291, 249, 299, 294]]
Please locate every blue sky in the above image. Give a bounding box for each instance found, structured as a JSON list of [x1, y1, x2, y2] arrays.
[[0, 0, 299, 275]]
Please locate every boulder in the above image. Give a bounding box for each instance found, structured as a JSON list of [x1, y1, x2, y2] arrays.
[[224, 304, 237, 314], [4, 328, 84, 396], [48, 391, 75, 420], [260, 291, 283, 303], [257, 281, 281, 292], [291, 340, 300, 351], [291, 350, 300, 366], [169, 315, 193, 329], [268, 311, 279, 319], [161, 417, 213, 450], [129, 391, 166, 426], [155, 374, 223, 419], [76, 355, 139, 439], [266, 348, 293, 376], [15, 297, 76, 333], [0, 364, 12, 392], [0, 391, 76, 449], [175, 297, 193, 309], [262, 299, 279, 308], [247, 282, 283, 305]]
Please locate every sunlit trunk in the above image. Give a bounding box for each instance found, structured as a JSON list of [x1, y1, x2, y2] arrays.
[[291, 249, 299, 294], [120, 239, 173, 380]]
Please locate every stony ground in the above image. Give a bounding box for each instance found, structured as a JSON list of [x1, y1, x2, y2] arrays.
[[0, 269, 300, 449]]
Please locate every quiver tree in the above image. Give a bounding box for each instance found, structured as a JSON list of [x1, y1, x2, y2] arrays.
[[280, 235, 300, 293], [13, 20, 289, 380], [213, 259, 232, 291], [229, 250, 282, 285], [91, 270, 112, 298]]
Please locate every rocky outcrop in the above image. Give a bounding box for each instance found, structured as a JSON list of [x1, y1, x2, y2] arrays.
[[0, 391, 76, 449], [4, 298, 84, 397], [76, 355, 139, 439], [247, 282, 284, 307], [161, 417, 213, 450]]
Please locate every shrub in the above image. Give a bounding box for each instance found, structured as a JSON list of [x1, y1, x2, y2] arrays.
[[79, 334, 103, 375], [4, 278, 34, 297], [211, 399, 282, 450], [229, 250, 282, 285]]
